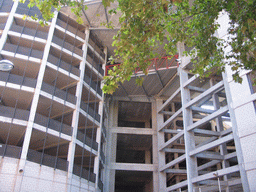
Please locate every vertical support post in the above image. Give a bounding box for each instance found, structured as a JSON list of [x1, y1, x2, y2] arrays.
[[66, 27, 90, 190], [210, 78, 230, 191], [178, 41, 198, 191], [18, 11, 58, 171], [155, 99, 166, 191], [0, 0, 19, 52], [104, 100, 118, 192], [94, 46, 107, 191], [172, 103, 181, 183], [152, 100, 160, 192], [179, 68, 198, 191]]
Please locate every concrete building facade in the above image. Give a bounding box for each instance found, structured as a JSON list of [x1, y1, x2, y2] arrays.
[[0, 1, 255, 192], [0, 0, 106, 191]]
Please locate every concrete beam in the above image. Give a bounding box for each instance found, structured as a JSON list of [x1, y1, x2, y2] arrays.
[[111, 127, 154, 135], [166, 179, 188, 192], [198, 160, 221, 171], [159, 130, 184, 150], [187, 106, 229, 131], [185, 81, 224, 109], [159, 154, 186, 171], [195, 151, 224, 160], [182, 74, 199, 88], [163, 148, 185, 153], [158, 88, 180, 113], [159, 108, 182, 131], [192, 165, 240, 184], [190, 133, 234, 156], [110, 163, 154, 171], [193, 128, 220, 137], [165, 169, 187, 174], [112, 96, 154, 102]]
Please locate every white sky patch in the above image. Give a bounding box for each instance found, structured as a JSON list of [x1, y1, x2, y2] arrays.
[[201, 105, 214, 110]]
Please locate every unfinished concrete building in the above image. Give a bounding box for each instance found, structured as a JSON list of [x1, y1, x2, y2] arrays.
[[0, 1, 255, 192]]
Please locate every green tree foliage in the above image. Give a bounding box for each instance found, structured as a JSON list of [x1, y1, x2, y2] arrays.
[[21, 0, 87, 25], [103, 0, 256, 94], [26, 0, 256, 94]]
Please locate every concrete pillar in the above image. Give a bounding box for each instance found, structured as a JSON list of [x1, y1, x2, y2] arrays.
[[154, 99, 166, 192], [66, 28, 90, 191], [178, 42, 198, 191], [94, 46, 107, 191], [0, 0, 19, 52], [18, 11, 58, 171], [104, 100, 118, 192], [14, 10, 59, 192]]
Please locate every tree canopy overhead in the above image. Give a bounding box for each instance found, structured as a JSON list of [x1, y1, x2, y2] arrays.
[[25, 0, 256, 94]]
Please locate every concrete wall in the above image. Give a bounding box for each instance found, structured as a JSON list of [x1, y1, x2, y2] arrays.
[[217, 11, 256, 191], [0, 157, 95, 192], [226, 73, 256, 191]]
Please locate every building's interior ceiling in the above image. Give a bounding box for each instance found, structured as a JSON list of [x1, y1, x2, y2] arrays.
[[60, 0, 180, 100]]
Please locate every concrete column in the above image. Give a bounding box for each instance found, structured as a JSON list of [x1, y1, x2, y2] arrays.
[[210, 79, 231, 190], [94, 46, 107, 191], [13, 11, 58, 192], [179, 64, 198, 191], [18, 11, 58, 171], [154, 99, 166, 192], [104, 100, 118, 192], [66, 28, 90, 190], [0, 0, 19, 52]]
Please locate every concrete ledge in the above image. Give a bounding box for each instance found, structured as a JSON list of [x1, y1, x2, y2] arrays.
[[110, 163, 154, 171]]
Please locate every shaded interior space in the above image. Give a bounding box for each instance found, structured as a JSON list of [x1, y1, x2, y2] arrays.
[[0, 122, 26, 147], [116, 134, 152, 164], [0, 55, 40, 79], [81, 84, 102, 103], [89, 32, 105, 57], [115, 171, 153, 192], [87, 46, 103, 69], [0, 86, 33, 110], [13, 16, 50, 33], [6, 33, 45, 52], [84, 63, 103, 83], [73, 144, 95, 170], [118, 101, 152, 128], [57, 11, 85, 33], [0, 0, 13, 13], [49, 46, 81, 68], [77, 112, 99, 141], [25, 129, 69, 171], [0, 16, 7, 37], [29, 129, 68, 153], [43, 66, 77, 96], [72, 144, 97, 182], [36, 95, 74, 126], [16, 0, 43, 19], [53, 27, 83, 49]]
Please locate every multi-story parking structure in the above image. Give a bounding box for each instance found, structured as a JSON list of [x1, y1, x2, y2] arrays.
[[0, 0, 106, 191], [0, 1, 256, 192]]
